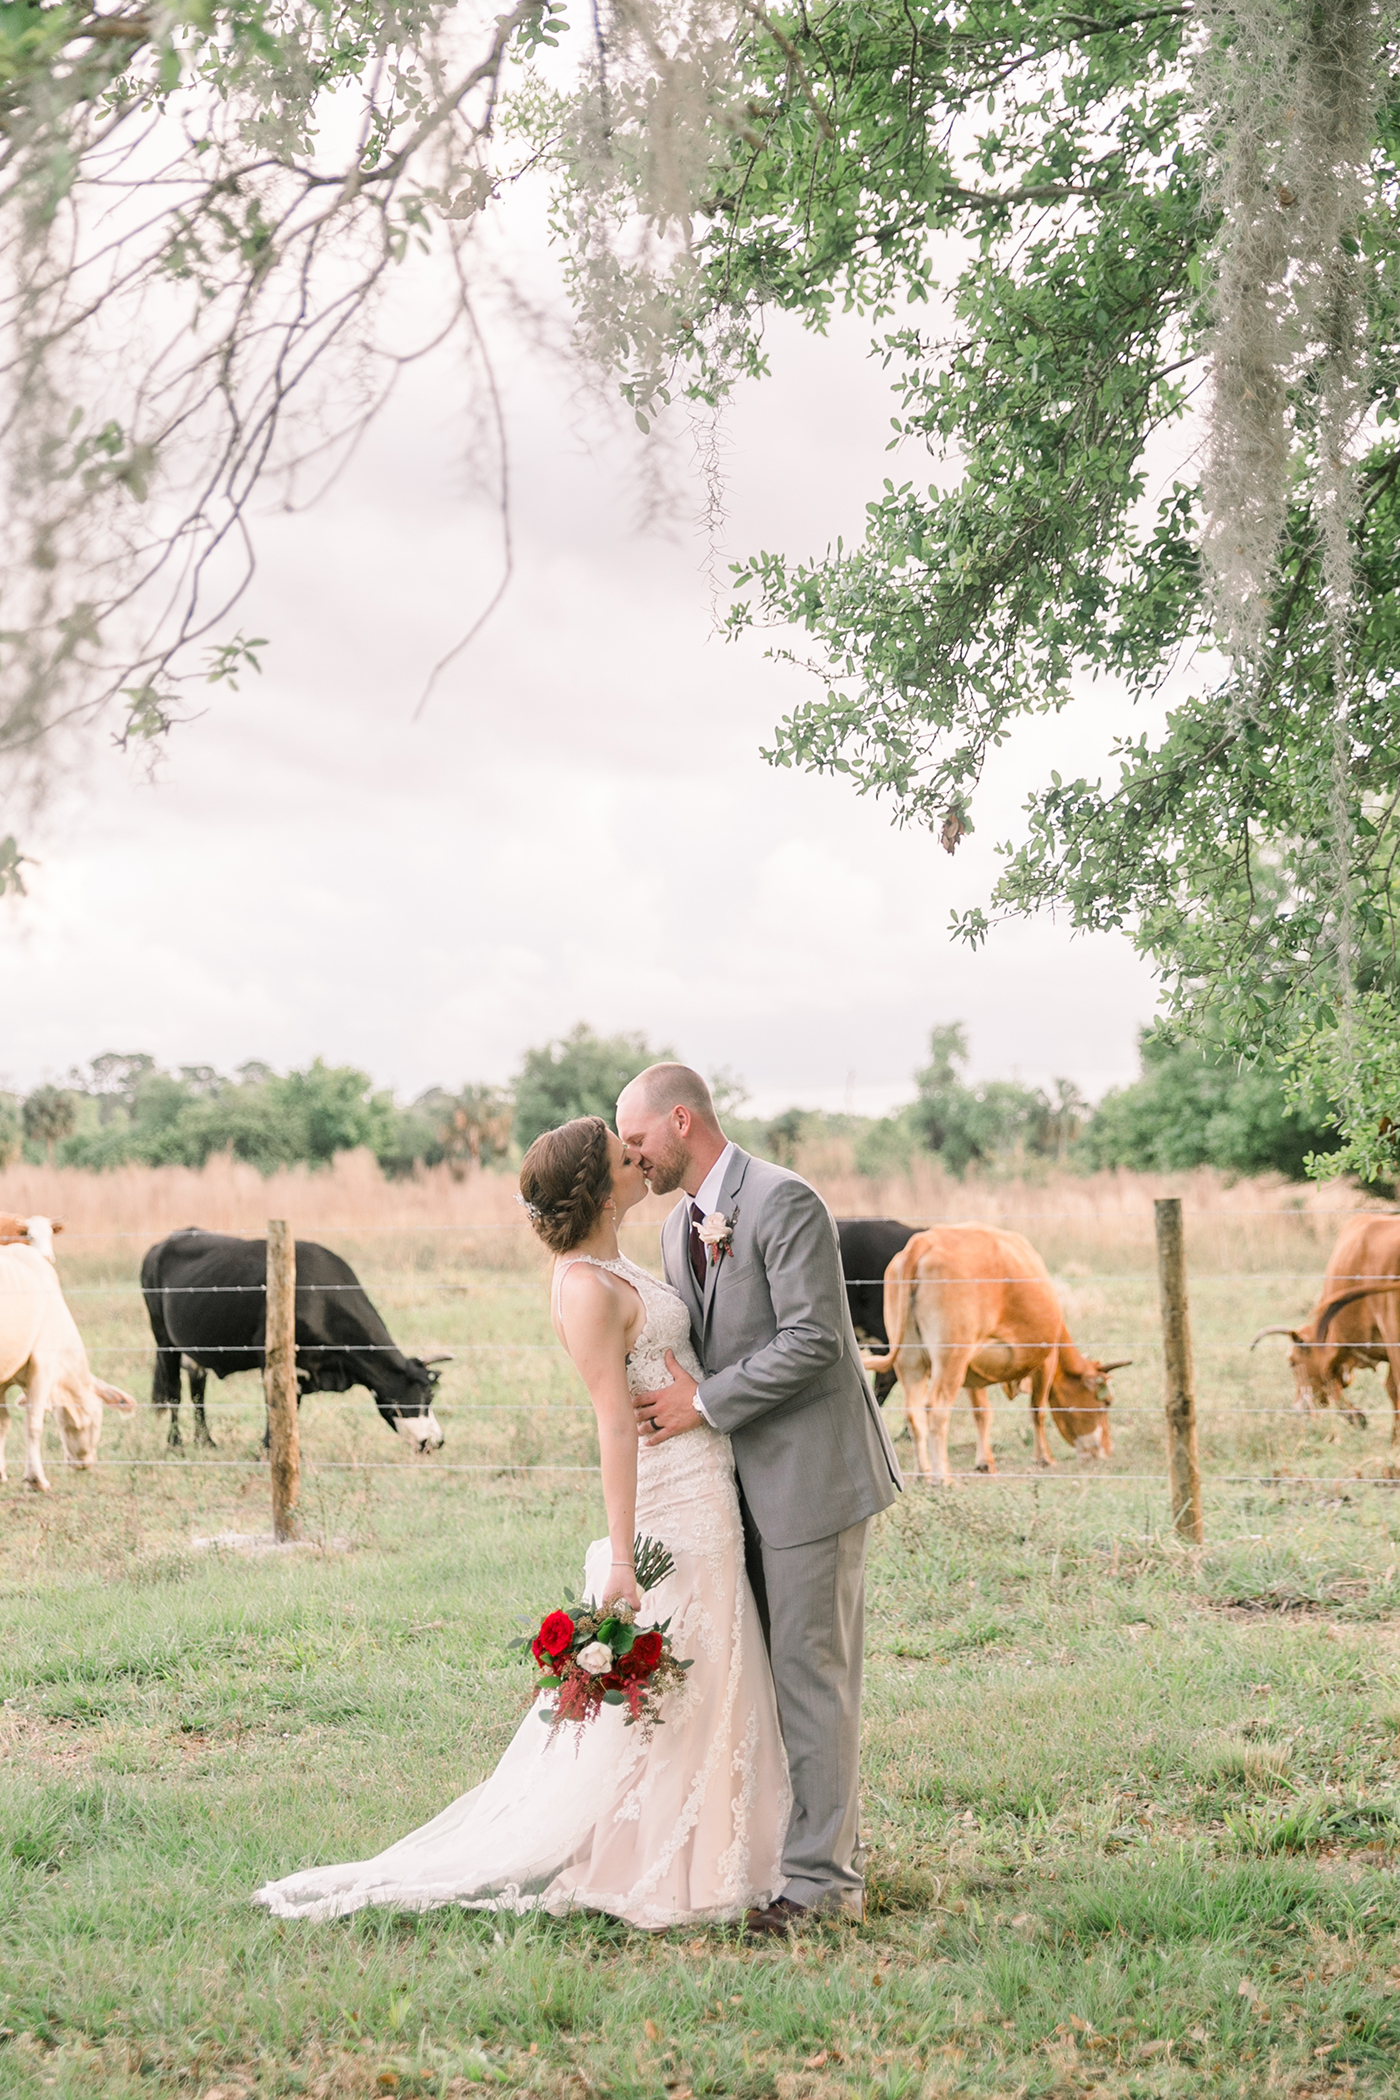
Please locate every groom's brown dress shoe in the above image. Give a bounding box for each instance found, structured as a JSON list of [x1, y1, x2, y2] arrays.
[[745, 1895, 810, 1937]]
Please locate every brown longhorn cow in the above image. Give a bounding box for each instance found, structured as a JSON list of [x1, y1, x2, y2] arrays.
[[861, 1224, 1129, 1483], [1251, 1215, 1400, 1440]]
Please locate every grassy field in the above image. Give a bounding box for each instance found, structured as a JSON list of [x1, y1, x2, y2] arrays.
[[5, 1185, 1400, 2099]]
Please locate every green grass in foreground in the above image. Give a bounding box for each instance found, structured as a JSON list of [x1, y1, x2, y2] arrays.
[[5, 1461, 1400, 2100]]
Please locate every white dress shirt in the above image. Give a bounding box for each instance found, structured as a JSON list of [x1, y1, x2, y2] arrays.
[[690, 1140, 736, 1221], [686, 1140, 735, 1425]]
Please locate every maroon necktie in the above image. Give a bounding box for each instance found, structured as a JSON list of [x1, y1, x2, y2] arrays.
[[688, 1201, 706, 1289]]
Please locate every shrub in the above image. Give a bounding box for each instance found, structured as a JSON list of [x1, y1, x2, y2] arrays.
[[512, 1024, 671, 1151], [1079, 1028, 1341, 1181]]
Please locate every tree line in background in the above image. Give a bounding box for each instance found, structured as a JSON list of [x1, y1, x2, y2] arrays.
[[0, 1054, 513, 1181], [0, 1022, 1344, 1187]]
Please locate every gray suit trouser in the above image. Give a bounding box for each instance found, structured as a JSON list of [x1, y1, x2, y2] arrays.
[[742, 1495, 870, 1915]]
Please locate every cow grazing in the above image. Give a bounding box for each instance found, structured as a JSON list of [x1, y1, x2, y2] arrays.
[[840, 1215, 1030, 1414], [140, 1230, 448, 1452], [1252, 1215, 1400, 1439], [0, 1216, 135, 1490], [861, 1223, 1129, 1483], [838, 1219, 921, 1403]]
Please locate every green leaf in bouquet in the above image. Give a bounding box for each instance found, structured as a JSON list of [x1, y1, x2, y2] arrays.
[[537, 1674, 561, 1689], [601, 1690, 626, 1705], [633, 1535, 675, 1592]]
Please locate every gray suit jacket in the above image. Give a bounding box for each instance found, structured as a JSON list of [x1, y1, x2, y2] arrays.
[[663, 1148, 902, 1549]]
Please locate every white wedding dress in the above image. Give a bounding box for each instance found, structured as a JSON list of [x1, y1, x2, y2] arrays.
[[253, 1253, 791, 1929]]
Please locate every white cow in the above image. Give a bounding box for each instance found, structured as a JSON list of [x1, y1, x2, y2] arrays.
[[0, 1215, 135, 1490]]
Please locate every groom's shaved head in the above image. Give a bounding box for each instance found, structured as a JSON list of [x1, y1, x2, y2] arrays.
[[616, 1064, 726, 1196], [622, 1063, 721, 1129]]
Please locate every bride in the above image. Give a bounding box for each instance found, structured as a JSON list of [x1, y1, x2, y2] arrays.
[[253, 1116, 790, 1929]]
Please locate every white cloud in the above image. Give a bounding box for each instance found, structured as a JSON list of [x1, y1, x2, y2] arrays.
[[1, 214, 1160, 1115]]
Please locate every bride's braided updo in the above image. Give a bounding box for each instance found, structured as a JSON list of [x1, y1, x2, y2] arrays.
[[518, 1116, 613, 1255]]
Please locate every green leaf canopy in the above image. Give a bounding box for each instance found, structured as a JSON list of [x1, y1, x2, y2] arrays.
[[540, 0, 1400, 1176]]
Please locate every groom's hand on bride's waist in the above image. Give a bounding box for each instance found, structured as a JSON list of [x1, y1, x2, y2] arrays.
[[635, 1352, 704, 1444]]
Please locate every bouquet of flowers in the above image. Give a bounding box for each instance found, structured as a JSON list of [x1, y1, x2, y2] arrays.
[[515, 1535, 691, 1741]]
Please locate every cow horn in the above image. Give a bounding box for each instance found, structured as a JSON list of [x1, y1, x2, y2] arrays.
[[1097, 1359, 1132, 1374], [1250, 1325, 1300, 1349], [419, 1352, 454, 1366]]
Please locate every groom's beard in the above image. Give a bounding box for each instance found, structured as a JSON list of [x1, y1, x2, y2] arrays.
[[642, 1131, 691, 1196]]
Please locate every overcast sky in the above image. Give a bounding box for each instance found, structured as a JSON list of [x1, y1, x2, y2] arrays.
[[2, 207, 1164, 1118]]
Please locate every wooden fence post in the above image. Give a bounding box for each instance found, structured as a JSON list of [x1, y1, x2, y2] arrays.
[[1154, 1196, 1203, 1544], [266, 1220, 300, 1543]]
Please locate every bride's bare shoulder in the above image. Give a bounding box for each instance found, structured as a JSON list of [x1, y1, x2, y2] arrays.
[[553, 1259, 635, 1334], [555, 1258, 611, 1301]]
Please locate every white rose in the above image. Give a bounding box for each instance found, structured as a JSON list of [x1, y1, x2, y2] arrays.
[[696, 1212, 731, 1246], [576, 1641, 614, 1676]]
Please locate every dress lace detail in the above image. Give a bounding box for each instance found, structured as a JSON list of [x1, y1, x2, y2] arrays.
[[586, 1252, 744, 1537], [252, 1252, 791, 1931]]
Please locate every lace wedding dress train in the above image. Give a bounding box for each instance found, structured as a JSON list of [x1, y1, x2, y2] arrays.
[[253, 1253, 791, 1930]]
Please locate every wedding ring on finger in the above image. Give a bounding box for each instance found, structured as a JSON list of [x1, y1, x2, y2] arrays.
[[649, 1416, 660, 1434]]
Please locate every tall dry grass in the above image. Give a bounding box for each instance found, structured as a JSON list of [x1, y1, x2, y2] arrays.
[[0, 1141, 1385, 1275], [799, 1138, 1384, 1270], [802, 1140, 1360, 1223], [0, 1151, 531, 1242]]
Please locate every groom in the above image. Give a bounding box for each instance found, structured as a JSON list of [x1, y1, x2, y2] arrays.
[[616, 1064, 902, 1931]]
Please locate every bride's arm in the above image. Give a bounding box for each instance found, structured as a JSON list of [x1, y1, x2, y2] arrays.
[[555, 1266, 641, 1609]]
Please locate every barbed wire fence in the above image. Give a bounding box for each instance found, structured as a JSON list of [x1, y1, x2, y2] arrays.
[[7, 1198, 1400, 1529]]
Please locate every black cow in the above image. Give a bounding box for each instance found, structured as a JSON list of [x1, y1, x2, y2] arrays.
[[837, 1217, 920, 1404], [140, 1229, 447, 1452]]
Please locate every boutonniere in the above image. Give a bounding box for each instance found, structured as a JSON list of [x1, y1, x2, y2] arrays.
[[696, 1210, 737, 1266]]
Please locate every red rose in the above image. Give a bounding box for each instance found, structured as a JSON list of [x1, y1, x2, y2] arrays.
[[622, 1629, 664, 1677], [531, 1610, 575, 1666]]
